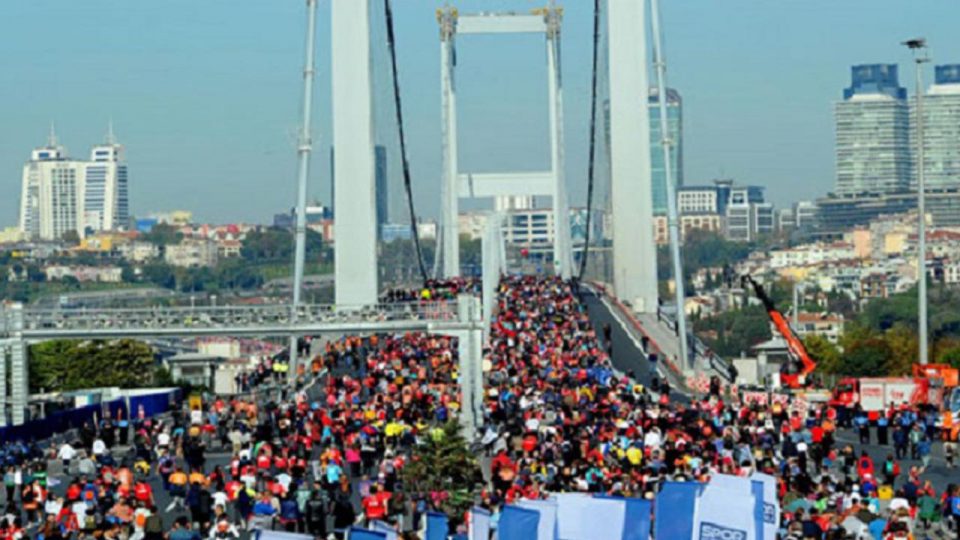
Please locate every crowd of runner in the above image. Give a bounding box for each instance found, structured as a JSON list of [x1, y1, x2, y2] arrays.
[[0, 275, 959, 539]]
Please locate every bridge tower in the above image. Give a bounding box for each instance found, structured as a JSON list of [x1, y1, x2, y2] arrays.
[[332, 0, 379, 306], [436, 6, 574, 279], [607, 0, 658, 312]]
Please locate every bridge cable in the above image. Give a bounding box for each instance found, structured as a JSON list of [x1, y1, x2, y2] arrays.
[[384, 0, 429, 284], [577, 0, 601, 282]]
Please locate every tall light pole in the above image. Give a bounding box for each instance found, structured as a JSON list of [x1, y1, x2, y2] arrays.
[[904, 38, 929, 365], [289, 0, 319, 383], [650, 0, 690, 369]]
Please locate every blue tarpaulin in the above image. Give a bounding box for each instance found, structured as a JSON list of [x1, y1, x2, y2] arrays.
[[654, 482, 703, 540], [498, 505, 540, 540]]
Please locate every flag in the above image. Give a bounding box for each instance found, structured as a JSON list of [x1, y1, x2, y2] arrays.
[[469, 507, 491, 540], [655, 482, 702, 540], [347, 527, 387, 540], [498, 505, 540, 540], [426, 512, 449, 540], [750, 473, 780, 540], [517, 498, 559, 540]]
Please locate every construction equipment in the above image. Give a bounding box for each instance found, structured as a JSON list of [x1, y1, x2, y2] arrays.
[[741, 275, 817, 388]]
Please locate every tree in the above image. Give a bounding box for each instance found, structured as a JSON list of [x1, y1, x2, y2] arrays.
[[402, 421, 482, 527], [883, 323, 918, 376], [29, 339, 158, 392], [803, 335, 841, 374], [61, 230, 80, 245], [939, 347, 960, 369], [838, 324, 891, 377], [141, 224, 183, 247]]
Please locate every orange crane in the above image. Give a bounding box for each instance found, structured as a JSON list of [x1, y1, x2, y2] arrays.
[[741, 275, 817, 388]]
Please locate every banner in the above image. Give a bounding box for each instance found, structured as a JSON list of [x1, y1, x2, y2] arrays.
[[498, 505, 540, 540], [469, 507, 491, 540], [693, 486, 758, 540], [705, 474, 765, 540], [620, 497, 652, 540], [370, 521, 397, 540], [749, 473, 778, 540], [554, 493, 592, 540], [517, 498, 559, 540], [347, 527, 387, 540], [426, 512, 449, 540], [655, 482, 702, 540]]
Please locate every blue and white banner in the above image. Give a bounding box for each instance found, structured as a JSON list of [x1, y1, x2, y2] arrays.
[[750, 472, 780, 540], [469, 507, 491, 540], [517, 498, 559, 540], [347, 527, 387, 540], [498, 505, 540, 540], [548, 494, 649, 540], [704, 474, 765, 540], [371, 521, 398, 540], [655, 482, 702, 540], [426, 512, 449, 540], [693, 485, 758, 540]]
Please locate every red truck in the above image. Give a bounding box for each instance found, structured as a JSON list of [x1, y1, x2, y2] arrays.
[[829, 376, 943, 412]]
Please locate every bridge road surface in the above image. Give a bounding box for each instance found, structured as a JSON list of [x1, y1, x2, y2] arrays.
[[580, 288, 687, 396]]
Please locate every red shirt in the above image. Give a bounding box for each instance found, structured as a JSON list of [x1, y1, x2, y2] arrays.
[[134, 482, 152, 502], [362, 492, 391, 520]]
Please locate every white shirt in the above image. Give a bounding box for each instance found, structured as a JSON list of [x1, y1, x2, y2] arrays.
[[58, 444, 77, 461], [72, 501, 88, 524], [212, 491, 229, 510], [92, 440, 107, 456], [158, 432, 171, 447]]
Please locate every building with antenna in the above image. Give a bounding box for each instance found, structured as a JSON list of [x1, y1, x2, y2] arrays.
[[18, 124, 130, 241]]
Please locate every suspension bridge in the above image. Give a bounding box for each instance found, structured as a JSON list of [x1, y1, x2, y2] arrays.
[[0, 0, 727, 428]]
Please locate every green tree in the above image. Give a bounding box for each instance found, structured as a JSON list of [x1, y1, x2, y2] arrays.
[[803, 334, 841, 374], [141, 224, 183, 247], [402, 421, 482, 527], [29, 339, 158, 392], [884, 323, 918, 375], [838, 324, 891, 376], [938, 347, 960, 369], [61, 230, 80, 245]]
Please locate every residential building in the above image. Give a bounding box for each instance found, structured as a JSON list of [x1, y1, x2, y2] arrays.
[[504, 208, 554, 250], [914, 65, 960, 189], [118, 241, 160, 263], [649, 87, 683, 216], [769, 241, 857, 269], [792, 312, 845, 345], [776, 207, 795, 233], [677, 185, 721, 215], [0, 227, 24, 244], [458, 212, 487, 241], [653, 214, 723, 245], [725, 185, 771, 242], [794, 201, 817, 231], [835, 64, 910, 196], [148, 210, 193, 226], [43, 265, 123, 283], [164, 239, 218, 268], [18, 126, 130, 241]]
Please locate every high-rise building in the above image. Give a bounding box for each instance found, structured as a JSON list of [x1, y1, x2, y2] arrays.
[[835, 64, 910, 196], [601, 88, 683, 216], [18, 125, 129, 241], [649, 87, 683, 216], [914, 65, 960, 189]]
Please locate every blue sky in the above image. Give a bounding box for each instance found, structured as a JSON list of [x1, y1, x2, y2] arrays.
[[1, 1, 958, 225]]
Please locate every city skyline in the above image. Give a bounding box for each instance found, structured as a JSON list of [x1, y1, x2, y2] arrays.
[[2, 1, 959, 225]]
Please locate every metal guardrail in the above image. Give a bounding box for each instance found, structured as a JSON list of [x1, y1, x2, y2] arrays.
[[18, 301, 459, 334]]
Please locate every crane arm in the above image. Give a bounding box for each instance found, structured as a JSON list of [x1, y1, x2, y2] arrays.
[[742, 275, 817, 385]]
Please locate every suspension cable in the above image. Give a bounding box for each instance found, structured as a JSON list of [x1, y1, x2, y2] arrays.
[[577, 0, 601, 281], [384, 0, 428, 283]]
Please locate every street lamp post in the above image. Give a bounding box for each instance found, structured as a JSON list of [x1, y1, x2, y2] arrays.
[[904, 38, 930, 365]]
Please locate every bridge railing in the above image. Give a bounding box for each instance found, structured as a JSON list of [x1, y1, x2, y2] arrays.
[[18, 301, 459, 333]]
